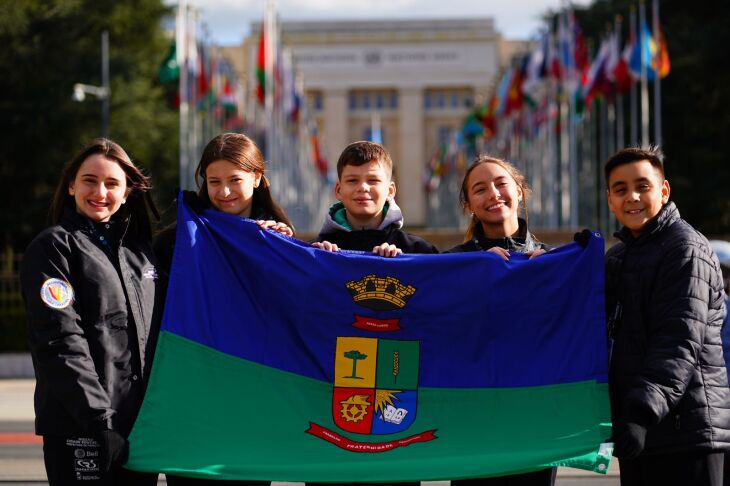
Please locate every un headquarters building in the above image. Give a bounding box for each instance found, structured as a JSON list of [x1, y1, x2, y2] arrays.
[[226, 18, 519, 227]]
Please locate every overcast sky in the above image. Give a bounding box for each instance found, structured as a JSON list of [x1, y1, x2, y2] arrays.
[[177, 0, 593, 45]]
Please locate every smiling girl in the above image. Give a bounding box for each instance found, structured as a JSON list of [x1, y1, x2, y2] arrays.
[[447, 155, 548, 260], [20, 138, 163, 485], [155, 133, 291, 486], [447, 155, 553, 486], [154, 132, 293, 274]]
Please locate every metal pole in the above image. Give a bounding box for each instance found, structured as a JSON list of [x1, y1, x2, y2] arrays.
[[629, 7, 638, 146], [652, 0, 662, 146], [639, 1, 650, 147], [101, 30, 109, 138]]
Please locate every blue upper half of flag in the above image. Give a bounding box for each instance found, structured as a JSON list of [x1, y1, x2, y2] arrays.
[[163, 199, 608, 389]]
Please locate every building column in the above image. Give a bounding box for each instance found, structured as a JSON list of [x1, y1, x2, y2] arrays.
[[322, 88, 349, 171], [398, 87, 426, 226]]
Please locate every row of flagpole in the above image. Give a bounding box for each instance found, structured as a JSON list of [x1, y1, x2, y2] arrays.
[[166, 0, 332, 231], [250, 0, 332, 231], [164, 0, 248, 190], [425, 0, 670, 234]]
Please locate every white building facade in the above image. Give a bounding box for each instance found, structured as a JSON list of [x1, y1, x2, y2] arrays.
[[244, 18, 500, 226]]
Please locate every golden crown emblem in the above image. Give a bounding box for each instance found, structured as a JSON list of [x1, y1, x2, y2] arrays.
[[346, 275, 416, 311]]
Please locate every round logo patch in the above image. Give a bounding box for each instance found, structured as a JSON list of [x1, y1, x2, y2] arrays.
[[40, 278, 74, 309]]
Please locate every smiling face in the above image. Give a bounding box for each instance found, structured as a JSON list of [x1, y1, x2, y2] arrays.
[[68, 154, 129, 222], [607, 159, 670, 237], [335, 160, 396, 230], [464, 161, 523, 238], [205, 159, 262, 218]]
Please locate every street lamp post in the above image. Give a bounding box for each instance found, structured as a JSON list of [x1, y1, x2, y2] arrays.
[[72, 30, 110, 137]]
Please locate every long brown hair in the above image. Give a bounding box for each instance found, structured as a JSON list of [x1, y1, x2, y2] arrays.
[[459, 154, 531, 241], [50, 138, 159, 239], [194, 133, 293, 230]]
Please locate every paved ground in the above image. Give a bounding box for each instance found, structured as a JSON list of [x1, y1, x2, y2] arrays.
[[0, 379, 618, 485]]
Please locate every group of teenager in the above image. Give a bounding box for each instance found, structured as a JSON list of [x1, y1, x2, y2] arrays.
[[20, 132, 729, 486]]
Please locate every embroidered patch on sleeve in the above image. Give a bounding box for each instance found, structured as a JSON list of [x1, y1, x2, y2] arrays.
[[40, 278, 74, 309]]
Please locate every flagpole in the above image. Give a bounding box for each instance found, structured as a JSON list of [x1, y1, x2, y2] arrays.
[[615, 15, 625, 149], [639, 0, 650, 147], [264, 0, 276, 164], [177, 0, 190, 189], [629, 6, 638, 146], [652, 0, 662, 146]]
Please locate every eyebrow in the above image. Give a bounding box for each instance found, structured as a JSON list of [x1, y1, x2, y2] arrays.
[[470, 176, 506, 189], [610, 177, 651, 190]]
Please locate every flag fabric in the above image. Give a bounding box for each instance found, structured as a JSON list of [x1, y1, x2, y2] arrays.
[[159, 40, 179, 83], [629, 21, 657, 80], [255, 22, 266, 105], [654, 27, 671, 78], [126, 200, 612, 481]]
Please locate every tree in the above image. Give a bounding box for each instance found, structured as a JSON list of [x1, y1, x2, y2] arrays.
[[0, 0, 179, 251], [571, 0, 730, 235]]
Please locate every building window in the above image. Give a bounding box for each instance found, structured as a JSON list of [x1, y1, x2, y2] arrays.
[[451, 92, 459, 108], [424, 88, 474, 111], [348, 90, 397, 112]]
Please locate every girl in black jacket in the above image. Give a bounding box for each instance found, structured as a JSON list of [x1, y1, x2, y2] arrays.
[[448, 154, 555, 486], [20, 138, 162, 485], [156, 133, 292, 486]]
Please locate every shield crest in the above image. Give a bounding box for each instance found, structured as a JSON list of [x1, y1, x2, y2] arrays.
[[333, 337, 419, 435]]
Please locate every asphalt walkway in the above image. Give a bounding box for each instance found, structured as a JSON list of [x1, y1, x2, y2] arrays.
[[0, 379, 618, 485]]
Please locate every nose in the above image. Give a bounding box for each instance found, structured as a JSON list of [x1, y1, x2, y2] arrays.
[[487, 183, 500, 199], [93, 183, 107, 198]]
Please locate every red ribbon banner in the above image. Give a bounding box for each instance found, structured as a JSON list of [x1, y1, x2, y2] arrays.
[[351, 315, 401, 332], [306, 422, 437, 452]]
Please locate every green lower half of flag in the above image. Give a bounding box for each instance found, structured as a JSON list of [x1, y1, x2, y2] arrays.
[[126, 332, 612, 481]]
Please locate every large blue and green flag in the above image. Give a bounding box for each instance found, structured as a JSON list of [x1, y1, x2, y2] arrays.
[[126, 200, 612, 481]]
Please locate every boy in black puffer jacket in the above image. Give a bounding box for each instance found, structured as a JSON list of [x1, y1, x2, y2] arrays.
[[604, 146, 730, 486]]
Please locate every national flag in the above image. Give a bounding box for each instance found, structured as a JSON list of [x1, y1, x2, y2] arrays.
[[584, 37, 611, 106], [255, 22, 266, 105], [310, 128, 329, 177], [159, 40, 180, 83], [125, 200, 613, 481], [653, 27, 670, 78], [613, 34, 634, 94], [573, 19, 590, 84], [505, 57, 527, 115], [629, 21, 657, 80]]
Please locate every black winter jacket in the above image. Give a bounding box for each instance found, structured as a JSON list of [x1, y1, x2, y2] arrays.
[[606, 202, 730, 454], [20, 209, 164, 437], [315, 201, 438, 254], [446, 218, 548, 253]]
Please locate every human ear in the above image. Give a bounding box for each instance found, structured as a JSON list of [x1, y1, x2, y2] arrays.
[[334, 181, 343, 201], [388, 181, 396, 199], [68, 182, 75, 196], [661, 180, 670, 204], [254, 171, 263, 188]]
